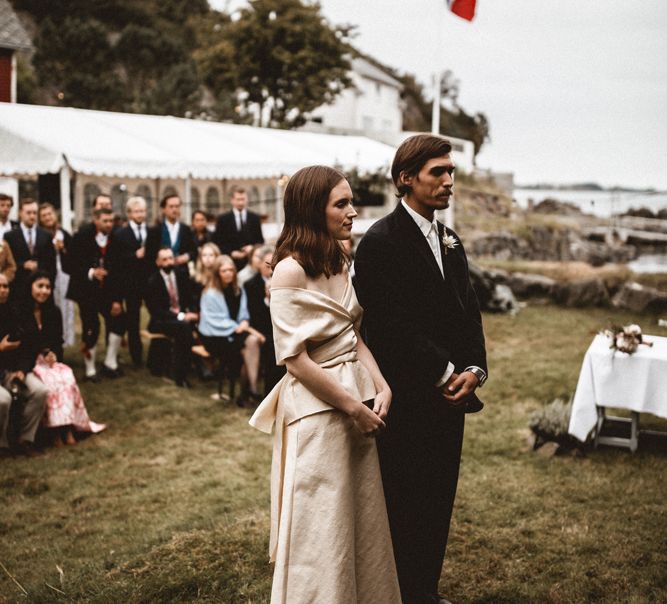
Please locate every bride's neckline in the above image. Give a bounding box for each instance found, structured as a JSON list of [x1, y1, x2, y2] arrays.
[[272, 273, 351, 307]]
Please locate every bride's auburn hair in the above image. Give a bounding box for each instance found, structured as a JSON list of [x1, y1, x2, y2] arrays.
[[273, 165, 350, 279]]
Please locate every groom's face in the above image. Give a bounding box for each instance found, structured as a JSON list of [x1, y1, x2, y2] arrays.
[[403, 154, 455, 213]]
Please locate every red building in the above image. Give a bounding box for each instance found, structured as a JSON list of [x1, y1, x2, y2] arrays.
[[0, 0, 32, 103]]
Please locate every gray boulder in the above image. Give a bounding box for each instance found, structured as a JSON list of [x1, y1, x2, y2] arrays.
[[612, 282, 667, 313], [507, 272, 556, 299], [553, 279, 610, 307]]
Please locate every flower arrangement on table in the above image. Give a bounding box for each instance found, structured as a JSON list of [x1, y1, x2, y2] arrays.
[[601, 323, 653, 355]]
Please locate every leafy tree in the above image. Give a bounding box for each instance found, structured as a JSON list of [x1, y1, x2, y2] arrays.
[[195, 0, 353, 128], [32, 17, 125, 109]]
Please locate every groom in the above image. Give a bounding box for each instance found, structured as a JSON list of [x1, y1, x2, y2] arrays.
[[355, 134, 488, 604]]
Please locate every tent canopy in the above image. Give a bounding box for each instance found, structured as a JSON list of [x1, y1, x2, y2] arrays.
[[0, 103, 396, 180]]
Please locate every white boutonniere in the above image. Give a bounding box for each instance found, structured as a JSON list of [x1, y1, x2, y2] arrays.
[[441, 233, 459, 255]]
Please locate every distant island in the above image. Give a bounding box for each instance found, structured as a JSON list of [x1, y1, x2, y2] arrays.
[[515, 183, 661, 194]]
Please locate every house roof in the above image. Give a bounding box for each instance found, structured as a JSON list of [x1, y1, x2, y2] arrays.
[[0, 0, 32, 51], [352, 57, 402, 90], [0, 103, 396, 179]]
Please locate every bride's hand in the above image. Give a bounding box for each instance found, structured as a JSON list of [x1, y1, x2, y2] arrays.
[[350, 402, 386, 437], [373, 389, 392, 421]]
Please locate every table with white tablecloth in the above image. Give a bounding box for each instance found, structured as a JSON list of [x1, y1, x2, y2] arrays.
[[568, 334, 667, 450]]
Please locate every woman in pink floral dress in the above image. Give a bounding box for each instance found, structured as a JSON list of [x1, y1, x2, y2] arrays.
[[20, 271, 105, 446]]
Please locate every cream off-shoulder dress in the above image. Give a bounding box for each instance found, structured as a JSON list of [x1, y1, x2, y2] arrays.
[[250, 275, 401, 604]]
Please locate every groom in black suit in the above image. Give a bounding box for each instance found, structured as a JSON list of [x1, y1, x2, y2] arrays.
[[355, 134, 488, 604]]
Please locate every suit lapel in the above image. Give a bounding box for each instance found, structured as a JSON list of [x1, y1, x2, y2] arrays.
[[437, 222, 465, 312], [393, 204, 444, 284]]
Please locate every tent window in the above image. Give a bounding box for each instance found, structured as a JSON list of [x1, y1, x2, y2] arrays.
[[206, 187, 220, 214], [190, 187, 201, 212], [248, 186, 260, 210], [83, 183, 101, 221]]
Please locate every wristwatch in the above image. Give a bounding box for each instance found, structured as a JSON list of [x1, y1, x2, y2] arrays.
[[464, 366, 487, 388]]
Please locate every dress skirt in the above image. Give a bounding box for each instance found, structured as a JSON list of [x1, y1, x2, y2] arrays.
[[270, 409, 401, 604]]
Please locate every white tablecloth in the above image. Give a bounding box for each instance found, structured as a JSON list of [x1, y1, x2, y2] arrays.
[[568, 334, 667, 441]]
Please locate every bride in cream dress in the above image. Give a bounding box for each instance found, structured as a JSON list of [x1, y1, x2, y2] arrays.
[[250, 165, 401, 603]]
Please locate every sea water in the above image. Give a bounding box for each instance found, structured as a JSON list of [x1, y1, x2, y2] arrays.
[[513, 188, 667, 219]]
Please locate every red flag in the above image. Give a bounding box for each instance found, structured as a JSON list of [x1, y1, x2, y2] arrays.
[[447, 0, 476, 21]]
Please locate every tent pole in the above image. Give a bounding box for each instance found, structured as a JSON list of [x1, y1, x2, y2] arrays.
[[59, 163, 73, 232], [183, 175, 192, 225]]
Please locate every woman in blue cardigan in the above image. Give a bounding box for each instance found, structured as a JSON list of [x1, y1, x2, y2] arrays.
[[199, 255, 265, 404]]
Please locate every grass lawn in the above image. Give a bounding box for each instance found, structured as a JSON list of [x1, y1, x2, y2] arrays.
[[1, 305, 667, 603]]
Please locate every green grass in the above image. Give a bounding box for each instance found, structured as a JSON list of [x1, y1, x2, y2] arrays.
[[2, 306, 667, 603]]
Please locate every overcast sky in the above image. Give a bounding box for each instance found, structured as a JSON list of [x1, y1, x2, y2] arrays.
[[212, 1, 667, 190]]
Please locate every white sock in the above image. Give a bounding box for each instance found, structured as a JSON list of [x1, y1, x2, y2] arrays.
[[104, 333, 122, 370], [84, 346, 97, 377]]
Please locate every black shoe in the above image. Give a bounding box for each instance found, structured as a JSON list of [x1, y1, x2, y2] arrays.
[[101, 365, 122, 379], [175, 379, 192, 389], [84, 373, 101, 383]]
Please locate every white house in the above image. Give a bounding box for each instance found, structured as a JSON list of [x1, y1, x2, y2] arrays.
[[304, 57, 403, 137]]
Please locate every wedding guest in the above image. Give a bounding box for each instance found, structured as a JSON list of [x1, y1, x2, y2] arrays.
[[192, 210, 213, 249], [4, 198, 56, 302], [0, 274, 48, 457], [199, 255, 265, 405], [192, 242, 221, 299], [38, 203, 75, 347], [0, 232, 16, 283], [21, 271, 106, 447], [115, 196, 150, 367], [145, 247, 199, 388], [237, 244, 270, 287], [213, 187, 264, 270], [0, 193, 18, 240], [66, 208, 126, 381], [244, 248, 285, 395], [145, 194, 197, 275]]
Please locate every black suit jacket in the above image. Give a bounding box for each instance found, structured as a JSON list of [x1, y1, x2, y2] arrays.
[[17, 302, 64, 373], [213, 211, 264, 257], [145, 221, 197, 269], [4, 226, 56, 293], [145, 270, 195, 332], [65, 223, 123, 303], [115, 224, 150, 298], [354, 203, 487, 407], [244, 273, 272, 338]]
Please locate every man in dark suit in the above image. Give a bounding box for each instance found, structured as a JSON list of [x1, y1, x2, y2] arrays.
[[213, 187, 264, 270], [355, 134, 488, 604], [145, 194, 197, 276], [244, 246, 285, 396], [0, 193, 18, 240], [145, 247, 198, 388], [4, 198, 56, 301], [115, 196, 150, 367], [66, 207, 126, 381]]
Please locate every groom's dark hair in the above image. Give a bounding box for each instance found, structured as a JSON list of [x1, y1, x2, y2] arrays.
[[392, 134, 452, 198]]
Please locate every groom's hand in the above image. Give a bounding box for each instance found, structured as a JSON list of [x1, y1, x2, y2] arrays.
[[441, 371, 479, 403]]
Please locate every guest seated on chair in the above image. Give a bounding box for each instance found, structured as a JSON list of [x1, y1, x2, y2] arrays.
[[199, 255, 265, 405], [191, 242, 220, 301], [20, 271, 106, 447], [145, 247, 199, 388], [0, 273, 47, 457]]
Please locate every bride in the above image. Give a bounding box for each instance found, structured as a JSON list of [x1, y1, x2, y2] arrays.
[[250, 165, 401, 603]]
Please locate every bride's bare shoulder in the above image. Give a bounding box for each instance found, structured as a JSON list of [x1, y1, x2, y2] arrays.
[[272, 257, 307, 289]]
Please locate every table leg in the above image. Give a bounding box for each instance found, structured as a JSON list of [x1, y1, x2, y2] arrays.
[[630, 411, 639, 453]]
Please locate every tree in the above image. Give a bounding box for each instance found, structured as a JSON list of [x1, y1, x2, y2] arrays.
[[195, 0, 353, 128]]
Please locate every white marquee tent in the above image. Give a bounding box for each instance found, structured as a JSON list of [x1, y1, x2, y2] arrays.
[[0, 103, 396, 230]]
